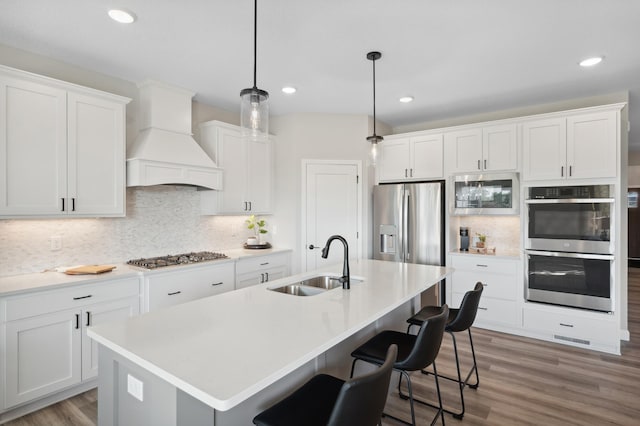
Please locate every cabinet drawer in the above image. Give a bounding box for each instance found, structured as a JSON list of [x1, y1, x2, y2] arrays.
[[452, 293, 518, 326], [451, 270, 518, 301], [146, 263, 235, 311], [523, 306, 616, 343], [450, 255, 518, 275], [3, 277, 140, 322], [236, 253, 289, 275]]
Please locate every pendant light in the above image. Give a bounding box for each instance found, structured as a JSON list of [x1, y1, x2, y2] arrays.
[[240, 0, 269, 140], [366, 51, 383, 165]]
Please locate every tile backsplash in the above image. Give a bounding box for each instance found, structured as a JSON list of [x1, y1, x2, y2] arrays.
[[0, 186, 256, 277]]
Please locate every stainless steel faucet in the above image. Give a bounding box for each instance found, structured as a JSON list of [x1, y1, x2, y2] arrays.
[[321, 235, 350, 289]]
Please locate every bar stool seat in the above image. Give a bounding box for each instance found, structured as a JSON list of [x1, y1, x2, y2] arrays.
[[253, 344, 397, 426]]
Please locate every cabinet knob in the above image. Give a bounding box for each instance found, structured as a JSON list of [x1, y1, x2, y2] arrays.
[[308, 244, 318, 250]]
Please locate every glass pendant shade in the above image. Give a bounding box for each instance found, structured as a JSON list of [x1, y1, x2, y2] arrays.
[[240, 87, 269, 140], [367, 134, 383, 165]]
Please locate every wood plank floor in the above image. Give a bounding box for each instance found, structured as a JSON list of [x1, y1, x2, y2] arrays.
[[6, 269, 640, 425]]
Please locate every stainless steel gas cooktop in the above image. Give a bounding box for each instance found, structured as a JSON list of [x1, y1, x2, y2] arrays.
[[126, 251, 228, 269]]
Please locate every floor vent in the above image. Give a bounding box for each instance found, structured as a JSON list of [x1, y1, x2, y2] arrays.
[[554, 334, 590, 346]]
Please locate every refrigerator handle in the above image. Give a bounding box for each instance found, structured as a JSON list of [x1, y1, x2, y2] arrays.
[[404, 190, 410, 261]]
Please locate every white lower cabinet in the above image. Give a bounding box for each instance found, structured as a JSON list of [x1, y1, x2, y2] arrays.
[[449, 254, 521, 330], [144, 262, 235, 312], [235, 252, 291, 290], [522, 304, 619, 354], [1, 277, 140, 409]]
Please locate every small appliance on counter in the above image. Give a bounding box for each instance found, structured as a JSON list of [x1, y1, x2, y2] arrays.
[[460, 227, 469, 251]]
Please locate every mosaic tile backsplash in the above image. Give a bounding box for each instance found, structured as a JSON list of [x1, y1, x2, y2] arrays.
[[0, 186, 256, 277]]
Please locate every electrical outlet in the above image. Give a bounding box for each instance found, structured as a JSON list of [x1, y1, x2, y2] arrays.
[[127, 374, 144, 402], [49, 236, 62, 251]]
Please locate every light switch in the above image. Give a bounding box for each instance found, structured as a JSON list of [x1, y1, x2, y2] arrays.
[[127, 374, 144, 402]]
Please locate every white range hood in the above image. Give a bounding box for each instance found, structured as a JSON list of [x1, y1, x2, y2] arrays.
[[127, 81, 222, 190]]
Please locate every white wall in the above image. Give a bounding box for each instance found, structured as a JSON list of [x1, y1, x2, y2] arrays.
[[269, 113, 388, 273]]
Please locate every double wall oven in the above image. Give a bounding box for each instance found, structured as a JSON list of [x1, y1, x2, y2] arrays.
[[525, 185, 614, 312]]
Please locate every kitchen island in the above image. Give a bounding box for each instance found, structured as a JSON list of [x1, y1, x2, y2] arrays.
[[88, 259, 450, 425]]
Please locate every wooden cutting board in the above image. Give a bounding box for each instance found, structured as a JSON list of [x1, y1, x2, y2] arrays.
[[64, 265, 117, 275]]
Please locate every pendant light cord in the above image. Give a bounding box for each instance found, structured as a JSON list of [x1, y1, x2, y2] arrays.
[[253, 0, 258, 89], [372, 55, 377, 136]]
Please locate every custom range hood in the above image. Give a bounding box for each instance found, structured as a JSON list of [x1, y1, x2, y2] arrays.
[[127, 81, 222, 189]]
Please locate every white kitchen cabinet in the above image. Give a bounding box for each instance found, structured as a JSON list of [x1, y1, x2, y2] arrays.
[[199, 121, 273, 215], [235, 252, 291, 290], [378, 133, 443, 182], [144, 261, 235, 312], [0, 66, 129, 217], [449, 254, 520, 330], [522, 303, 619, 354], [522, 111, 617, 181], [446, 124, 517, 174], [1, 276, 140, 408]]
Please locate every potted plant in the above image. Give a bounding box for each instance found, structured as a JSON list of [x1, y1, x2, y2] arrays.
[[245, 215, 268, 245], [475, 233, 486, 248]]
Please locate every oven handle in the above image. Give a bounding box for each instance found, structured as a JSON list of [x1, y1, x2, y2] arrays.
[[525, 250, 614, 260], [525, 198, 614, 204]]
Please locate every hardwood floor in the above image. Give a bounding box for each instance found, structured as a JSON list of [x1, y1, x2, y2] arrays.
[[6, 269, 640, 425]]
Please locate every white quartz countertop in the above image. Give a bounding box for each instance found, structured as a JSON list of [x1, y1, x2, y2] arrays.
[[88, 259, 450, 411], [0, 248, 292, 296]]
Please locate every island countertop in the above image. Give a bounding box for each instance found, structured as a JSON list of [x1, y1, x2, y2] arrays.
[[88, 259, 450, 412]]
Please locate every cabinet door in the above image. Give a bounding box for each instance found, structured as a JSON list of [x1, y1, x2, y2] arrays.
[[0, 76, 67, 215], [81, 297, 140, 380], [246, 138, 272, 214], [5, 310, 81, 407], [446, 128, 483, 173], [378, 138, 410, 181], [68, 92, 125, 216], [483, 124, 517, 171], [567, 111, 617, 179], [217, 126, 247, 213], [411, 134, 443, 179], [522, 118, 566, 181]]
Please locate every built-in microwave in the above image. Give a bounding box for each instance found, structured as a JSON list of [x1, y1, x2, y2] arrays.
[[525, 185, 614, 255], [452, 173, 519, 215]]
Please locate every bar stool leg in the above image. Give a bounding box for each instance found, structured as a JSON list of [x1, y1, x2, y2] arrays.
[[467, 328, 480, 389]]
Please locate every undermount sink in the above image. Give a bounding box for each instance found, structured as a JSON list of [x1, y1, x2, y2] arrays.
[[269, 275, 361, 296]]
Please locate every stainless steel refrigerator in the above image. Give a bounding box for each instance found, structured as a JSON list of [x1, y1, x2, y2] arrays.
[[373, 181, 445, 304]]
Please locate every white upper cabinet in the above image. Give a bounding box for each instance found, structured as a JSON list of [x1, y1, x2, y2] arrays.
[[446, 124, 517, 174], [199, 121, 273, 215], [378, 133, 443, 182], [0, 66, 129, 217], [522, 110, 617, 181]]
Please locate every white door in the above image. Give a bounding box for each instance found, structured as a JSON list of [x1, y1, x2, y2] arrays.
[[303, 161, 361, 272]]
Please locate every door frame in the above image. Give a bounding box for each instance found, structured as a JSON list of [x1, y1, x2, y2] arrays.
[[300, 159, 363, 273]]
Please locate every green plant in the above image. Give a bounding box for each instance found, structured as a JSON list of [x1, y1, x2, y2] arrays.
[[476, 233, 486, 243], [245, 215, 267, 236]]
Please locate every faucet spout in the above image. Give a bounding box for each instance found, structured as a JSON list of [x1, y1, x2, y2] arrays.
[[321, 235, 350, 289]]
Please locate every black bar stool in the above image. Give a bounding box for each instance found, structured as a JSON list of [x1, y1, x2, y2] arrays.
[[350, 305, 449, 426], [407, 282, 484, 419], [252, 344, 398, 426]]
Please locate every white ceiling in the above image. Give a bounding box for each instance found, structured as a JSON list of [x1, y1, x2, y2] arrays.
[[1, 0, 639, 144]]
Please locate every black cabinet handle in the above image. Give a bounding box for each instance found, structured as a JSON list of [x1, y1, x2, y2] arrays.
[[168, 291, 182, 296], [260, 262, 269, 266], [211, 282, 223, 286], [248, 201, 252, 211], [73, 295, 93, 300], [559, 323, 574, 328], [561, 166, 564, 177], [484, 159, 487, 169], [477, 159, 481, 170], [75, 314, 80, 329], [86, 312, 91, 326], [405, 169, 408, 178], [476, 264, 488, 268], [72, 198, 76, 211], [569, 165, 572, 177], [265, 272, 269, 282], [260, 273, 265, 283], [478, 307, 488, 311], [61, 198, 65, 212]]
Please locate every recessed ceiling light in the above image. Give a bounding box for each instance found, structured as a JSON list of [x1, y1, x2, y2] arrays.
[[399, 96, 414, 103], [579, 56, 603, 67], [108, 9, 137, 24], [281, 86, 297, 94]]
